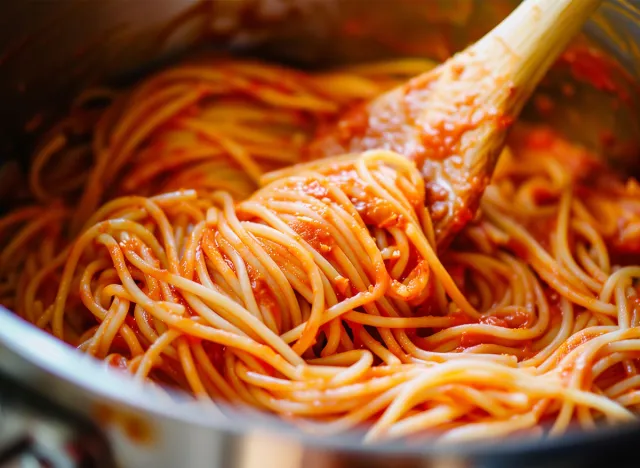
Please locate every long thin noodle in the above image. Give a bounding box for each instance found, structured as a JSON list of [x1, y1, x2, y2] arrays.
[[1, 58, 640, 442]]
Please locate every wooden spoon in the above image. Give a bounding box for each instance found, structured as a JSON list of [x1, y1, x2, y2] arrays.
[[308, 0, 603, 246]]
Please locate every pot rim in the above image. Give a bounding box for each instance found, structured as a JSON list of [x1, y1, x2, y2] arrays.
[[2, 306, 639, 459]]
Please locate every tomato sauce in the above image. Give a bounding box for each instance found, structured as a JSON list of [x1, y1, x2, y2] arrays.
[[288, 216, 334, 254], [246, 263, 281, 329], [557, 46, 633, 103]]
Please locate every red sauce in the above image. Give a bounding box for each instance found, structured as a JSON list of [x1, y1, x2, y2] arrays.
[[505, 237, 530, 261], [517, 126, 555, 150], [531, 185, 557, 205], [478, 309, 530, 329], [341, 19, 367, 37], [512, 127, 640, 259], [307, 52, 516, 244], [202, 341, 225, 370], [283, 177, 330, 199], [533, 94, 555, 116], [449, 310, 474, 327], [611, 232, 640, 259], [410, 280, 446, 318], [288, 216, 334, 254], [447, 204, 475, 237], [599, 130, 616, 148], [510, 126, 606, 184], [406, 74, 514, 164], [558, 46, 632, 103], [545, 290, 563, 319], [479, 315, 509, 328], [335, 104, 369, 142], [594, 362, 628, 389], [246, 263, 280, 328], [459, 332, 486, 348], [505, 310, 532, 329]]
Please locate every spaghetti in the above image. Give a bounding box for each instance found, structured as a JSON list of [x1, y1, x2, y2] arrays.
[[1, 58, 640, 442]]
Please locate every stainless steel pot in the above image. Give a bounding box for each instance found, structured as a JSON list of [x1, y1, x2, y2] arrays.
[[1, 1, 640, 467]]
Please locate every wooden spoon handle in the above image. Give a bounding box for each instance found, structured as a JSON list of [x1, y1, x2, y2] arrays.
[[469, 0, 603, 102]]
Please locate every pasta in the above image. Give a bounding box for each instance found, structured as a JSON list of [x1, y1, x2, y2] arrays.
[[1, 57, 640, 442]]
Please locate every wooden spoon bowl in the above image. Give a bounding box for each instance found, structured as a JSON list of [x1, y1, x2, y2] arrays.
[[309, 0, 603, 246]]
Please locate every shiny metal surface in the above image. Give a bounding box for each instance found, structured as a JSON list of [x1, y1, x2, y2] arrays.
[[0, 371, 113, 468], [1, 1, 640, 467], [2, 318, 640, 468]]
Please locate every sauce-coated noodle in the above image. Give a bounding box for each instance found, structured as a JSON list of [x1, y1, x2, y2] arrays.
[[1, 59, 640, 442]]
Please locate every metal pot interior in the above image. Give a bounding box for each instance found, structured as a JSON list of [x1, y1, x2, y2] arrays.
[[1, 0, 640, 464]]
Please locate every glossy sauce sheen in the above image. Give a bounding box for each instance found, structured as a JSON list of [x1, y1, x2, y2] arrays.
[[3, 53, 640, 442], [309, 61, 515, 246]]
